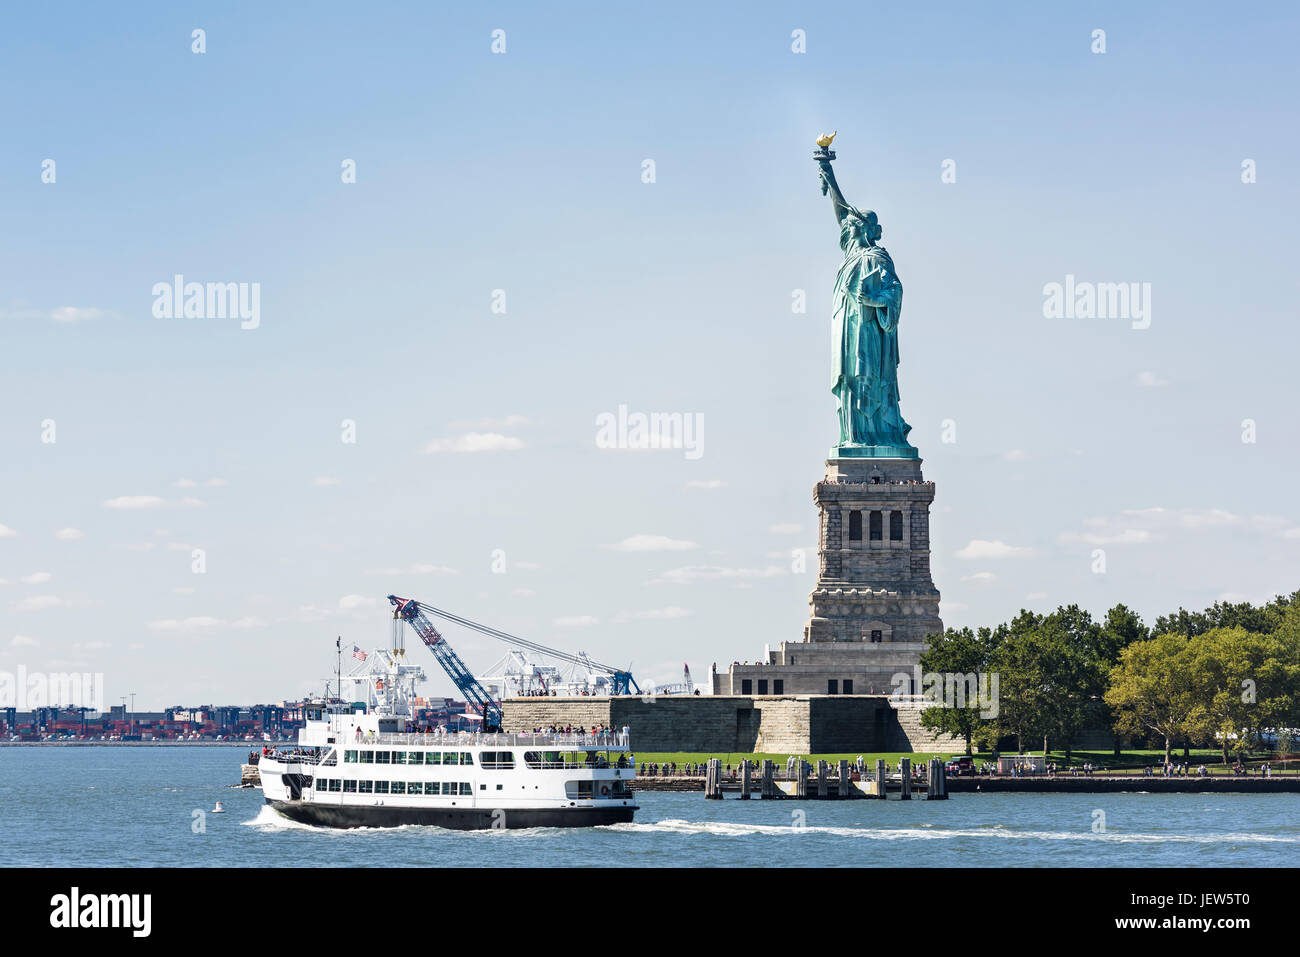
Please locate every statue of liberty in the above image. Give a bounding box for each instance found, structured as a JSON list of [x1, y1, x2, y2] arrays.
[[814, 133, 917, 458]]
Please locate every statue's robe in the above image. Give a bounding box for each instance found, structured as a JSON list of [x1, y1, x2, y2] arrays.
[[830, 228, 912, 447]]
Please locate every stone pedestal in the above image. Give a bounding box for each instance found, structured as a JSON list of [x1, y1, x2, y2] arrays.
[[716, 455, 942, 696]]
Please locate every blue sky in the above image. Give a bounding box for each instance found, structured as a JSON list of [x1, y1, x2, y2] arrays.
[[2, 2, 1298, 708]]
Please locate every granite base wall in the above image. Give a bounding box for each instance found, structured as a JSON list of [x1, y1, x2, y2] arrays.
[[501, 695, 964, 754]]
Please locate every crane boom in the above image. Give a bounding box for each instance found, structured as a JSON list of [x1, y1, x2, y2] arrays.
[[387, 595, 503, 730], [390, 596, 640, 697]]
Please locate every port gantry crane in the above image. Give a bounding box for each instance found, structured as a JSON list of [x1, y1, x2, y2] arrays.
[[386, 595, 641, 732]]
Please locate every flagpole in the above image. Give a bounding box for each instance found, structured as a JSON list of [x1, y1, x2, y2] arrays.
[[336, 636, 342, 701]]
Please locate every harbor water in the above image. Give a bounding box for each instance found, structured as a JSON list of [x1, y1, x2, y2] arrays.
[[3, 747, 1297, 867]]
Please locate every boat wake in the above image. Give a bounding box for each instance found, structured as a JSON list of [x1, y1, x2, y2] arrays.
[[609, 818, 1300, 844]]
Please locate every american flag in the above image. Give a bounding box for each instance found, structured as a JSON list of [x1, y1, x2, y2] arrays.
[[352, 645, 368, 662]]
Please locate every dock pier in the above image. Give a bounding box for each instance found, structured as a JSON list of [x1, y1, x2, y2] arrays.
[[702, 757, 949, 799]]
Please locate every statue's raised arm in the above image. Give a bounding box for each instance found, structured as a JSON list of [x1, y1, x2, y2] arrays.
[[814, 131, 853, 225]]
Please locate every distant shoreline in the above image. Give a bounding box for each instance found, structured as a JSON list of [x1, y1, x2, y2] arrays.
[[0, 741, 261, 747]]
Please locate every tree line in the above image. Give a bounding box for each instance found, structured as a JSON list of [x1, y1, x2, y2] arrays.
[[918, 591, 1300, 764]]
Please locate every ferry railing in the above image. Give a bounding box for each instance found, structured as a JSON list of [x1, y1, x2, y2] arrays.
[[339, 731, 633, 750]]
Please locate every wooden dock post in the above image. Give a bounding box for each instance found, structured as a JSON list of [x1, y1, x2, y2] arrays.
[[838, 759, 850, 799], [796, 759, 808, 798], [899, 757, 912, 800], [817, 760, 828, 798], [762, 759, 775, 799], [740, 759, 752, 800], [705, 758, 722, 799], [874, 759, 886, 799], [930, 758, 948, 799]]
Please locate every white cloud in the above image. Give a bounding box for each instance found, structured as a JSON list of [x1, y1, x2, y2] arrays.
[[147, 616, 224, 632], [231, 616, 268, 628], [409, 564, 459, 576], [1003, 449, 1029, 462], [768, 523, 801, 534], [1026, 592, 1049, 601], [613, 606, 691, 622], [312, 477, 341, 487], [19, 572, 52, 585], [605, 534, 697, 552], [0, 524, 17, 538], [104, 495, 167, 509], [651, 564, 785, 585], [54, 528, 84, 541], [954, 540, 1033, 560], [11, 634, 39, 647], [1136, 370, 1170, 387], [515, 561, 541, 570], [960, 571, 997, 583], [423, 432, 523, 453], [1284, 528, 1300, 540], [50, 306, 103, 323], [10, 594, 74, 612], [174, 479, 197, 488], [686, 479, 726, 489], [1059, 528, 1152, 546], [553, 615, 599, 627], [512, 588, 537, 598], [447, 414, 531, 430], [338, 594, 377, 611]]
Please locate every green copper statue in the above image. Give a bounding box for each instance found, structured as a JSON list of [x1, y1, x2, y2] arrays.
[[815, 133, 918, 459]]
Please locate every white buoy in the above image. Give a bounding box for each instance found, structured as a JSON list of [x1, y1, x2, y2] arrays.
[[213, 801, 225, 813]]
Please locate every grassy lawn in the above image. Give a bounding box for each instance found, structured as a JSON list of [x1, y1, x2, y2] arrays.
[[632, 752, 950, 767], [628, 749, 1297, 772]]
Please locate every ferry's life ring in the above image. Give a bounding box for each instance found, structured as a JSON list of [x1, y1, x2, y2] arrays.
[[600, 784, 610, 796]]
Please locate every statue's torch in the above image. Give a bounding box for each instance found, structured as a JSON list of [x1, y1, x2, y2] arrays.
[[814, 131, 838, 194]]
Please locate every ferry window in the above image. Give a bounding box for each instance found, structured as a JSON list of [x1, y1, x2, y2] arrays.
[[390, 782, 405, 794], [460, 752, 473, 766], [461, 784, 473, 795], [375, 750, 390, 764], [343, 780, 357, 792], [329, 779, 341, 792], [480, 784, 486, 791], [374, 781, 389, 794], [407, 782, 423, 795], [481, 751, 514, 770], [344, 750, 357, 763], [869, 511, 883, 541], [359, 781, 373, 793], [565, 781, 595, 799], [427, 751, 443, 765], [524, 752, 542, 769], [360, 750, 373, 764], [392, 751, 406, 765], [406, 752, 423, 766]]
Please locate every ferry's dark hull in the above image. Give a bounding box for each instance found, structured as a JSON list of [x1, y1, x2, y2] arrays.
[[266, 798, 636, 830]]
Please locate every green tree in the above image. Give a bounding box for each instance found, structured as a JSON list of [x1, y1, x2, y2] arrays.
[[918, 626, 996, 754], [1104, 633, 1197, 765]]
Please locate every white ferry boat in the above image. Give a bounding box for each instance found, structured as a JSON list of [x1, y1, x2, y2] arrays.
[[259, 705, 638, 829]]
